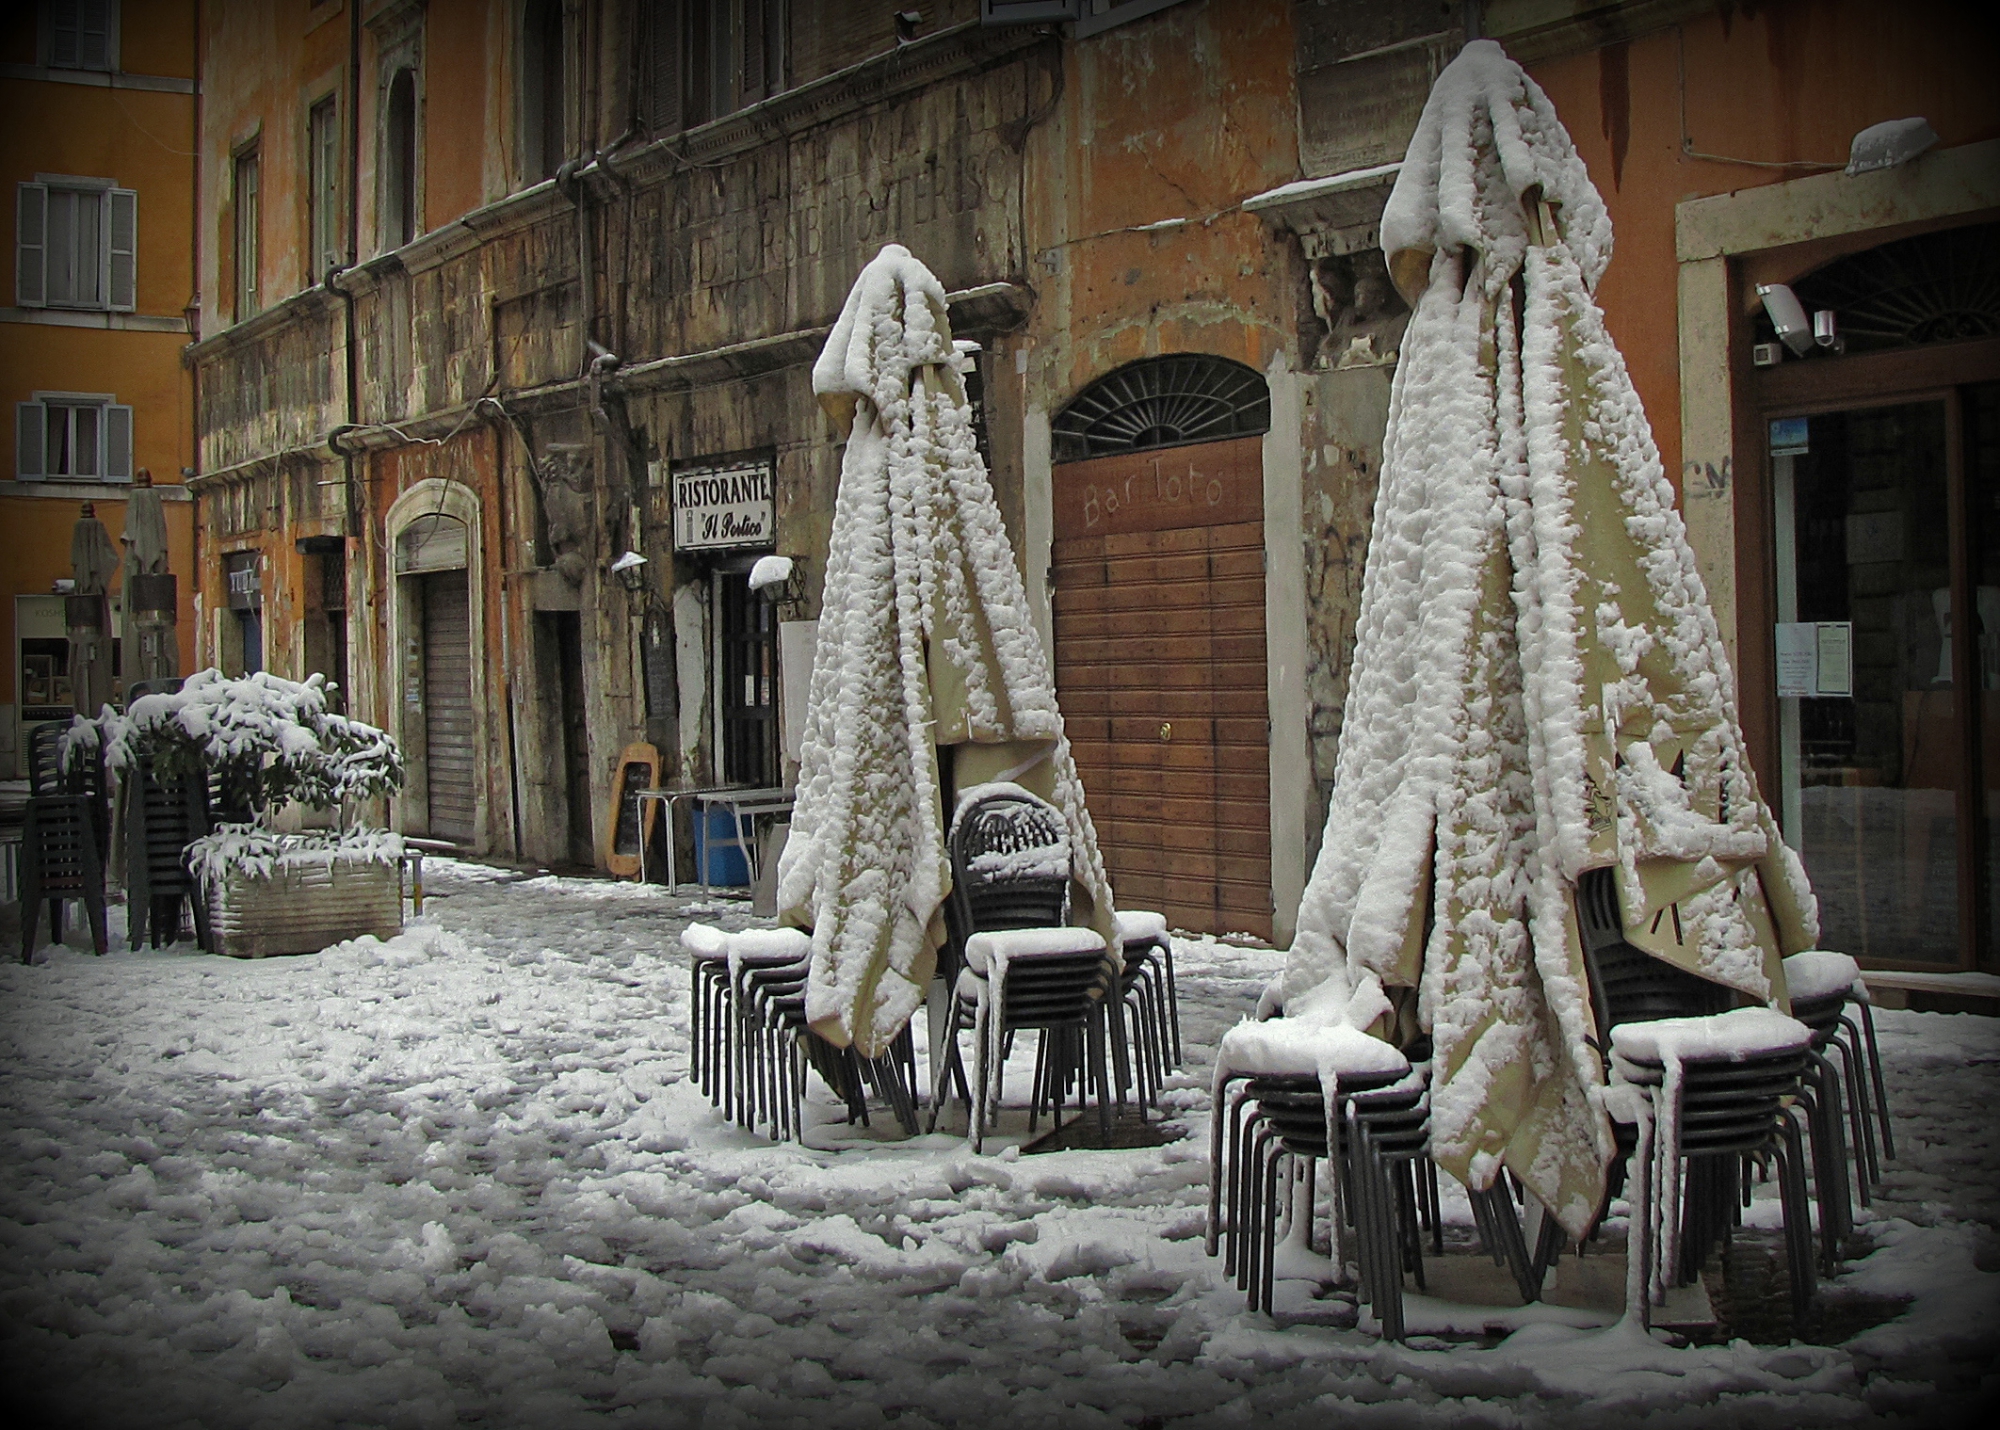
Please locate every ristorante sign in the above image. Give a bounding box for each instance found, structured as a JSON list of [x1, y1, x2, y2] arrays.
[[671, 459, 776, 551]]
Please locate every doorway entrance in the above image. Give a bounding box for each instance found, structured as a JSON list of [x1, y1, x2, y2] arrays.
[[713, 562, 779, 788], [1771, 396, 1998, 966]]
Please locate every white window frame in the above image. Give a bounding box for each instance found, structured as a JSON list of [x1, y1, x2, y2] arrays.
[[15, 176, 137, 312], [41, 0, 120, 73], [15, 389, 133, 483]]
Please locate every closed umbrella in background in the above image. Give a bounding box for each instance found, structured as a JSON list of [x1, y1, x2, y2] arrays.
[[1283, 41, 1818, 1236], [123, 469, 179, 696], [778, 243, 1117, 1058], [68, 501, 119, 719]]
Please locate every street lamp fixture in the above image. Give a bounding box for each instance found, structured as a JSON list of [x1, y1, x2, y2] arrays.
[[611, 550, 650, 596]]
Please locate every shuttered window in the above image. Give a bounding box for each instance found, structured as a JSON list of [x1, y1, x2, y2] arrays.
[[14, 395, 132, 482], [14, 181, 135, 311], [646, 0, 786, 134], [308, 96, 341, 281], [233, 148, 259, 321], [46, 0, 115, 71]]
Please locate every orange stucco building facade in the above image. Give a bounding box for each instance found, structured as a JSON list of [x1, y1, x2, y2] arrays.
[[0, 1, 199, 775]]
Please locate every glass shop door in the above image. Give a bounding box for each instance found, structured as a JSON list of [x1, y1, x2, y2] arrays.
[[1772, 386, 1999, 969]]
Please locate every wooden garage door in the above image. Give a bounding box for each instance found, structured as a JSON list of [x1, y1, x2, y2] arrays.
[[420, 571, 476, 843], [1052, 435, 1270, 939]]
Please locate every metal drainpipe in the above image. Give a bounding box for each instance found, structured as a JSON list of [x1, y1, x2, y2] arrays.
[[318, 0, 365, 552], [186, 0, 205, 667]]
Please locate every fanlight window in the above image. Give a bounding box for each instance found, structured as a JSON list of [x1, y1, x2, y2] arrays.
[[1052, 354, 1269, 463], [1787, 222, 2000, 355]]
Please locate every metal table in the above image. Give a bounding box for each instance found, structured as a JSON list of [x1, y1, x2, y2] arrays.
[[693, 786, 795, 897], [636, 784, 795, 894]]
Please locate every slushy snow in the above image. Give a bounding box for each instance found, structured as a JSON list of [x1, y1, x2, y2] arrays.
[[2, 860, 1995, 1428]]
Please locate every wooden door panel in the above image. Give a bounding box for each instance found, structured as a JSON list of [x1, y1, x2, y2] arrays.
[[1052, 438, 1272, 940]]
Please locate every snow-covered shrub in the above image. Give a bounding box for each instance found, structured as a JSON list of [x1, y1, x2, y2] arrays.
[[110, 668, 403, 819]]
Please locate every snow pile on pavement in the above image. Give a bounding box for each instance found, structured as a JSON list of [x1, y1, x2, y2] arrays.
[[1, 862, 1994, 1428]]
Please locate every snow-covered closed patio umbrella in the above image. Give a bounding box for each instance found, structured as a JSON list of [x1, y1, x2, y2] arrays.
[[1281, 41, 1818, 1237], [778, 243, 1117, 1058]]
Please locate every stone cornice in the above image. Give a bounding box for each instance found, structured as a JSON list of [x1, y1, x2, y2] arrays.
[[202, 283, 1035, 470]]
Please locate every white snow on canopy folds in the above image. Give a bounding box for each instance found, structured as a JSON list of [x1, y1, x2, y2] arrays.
[[1283, 40, 1817, 1239], [780, 243, 1114, 1058]]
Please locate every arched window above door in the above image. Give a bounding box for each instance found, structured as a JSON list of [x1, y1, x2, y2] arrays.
[[1786, 221, 2000, 355], [1052, 354, 1269, 464]]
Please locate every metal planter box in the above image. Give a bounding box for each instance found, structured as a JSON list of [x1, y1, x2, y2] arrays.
[[207, 852, 402, 959]]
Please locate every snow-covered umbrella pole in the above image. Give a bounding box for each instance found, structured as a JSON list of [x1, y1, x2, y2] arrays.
[[778, 243, 1116, 1058], [1282, 40, 1817, 1238]]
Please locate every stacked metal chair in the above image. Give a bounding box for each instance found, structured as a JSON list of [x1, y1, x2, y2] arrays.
[[1207, 1022, 1434, 1336], [1783, 949, 1894, 1204], [1109, 909, 1182, 1115], [1575, 868, 1823, 1328], [19, 723, 110, 961], [683, 924, 920, 1142], [927, 787, 1117, 1151]]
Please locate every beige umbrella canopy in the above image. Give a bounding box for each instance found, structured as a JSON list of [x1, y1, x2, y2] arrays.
[[1283, 41, 1817, 1235], [778, 243, 1117, 1058]]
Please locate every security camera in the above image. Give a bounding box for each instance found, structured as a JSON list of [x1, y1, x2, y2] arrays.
[[1758, 283, 1814, 357], [1813, 309, 1844, 353]]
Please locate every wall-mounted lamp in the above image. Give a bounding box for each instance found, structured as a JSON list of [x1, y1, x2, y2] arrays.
[[1757, 283, 1814, 357], [611, 549, 650, 596], [749, 553, 808, 613]]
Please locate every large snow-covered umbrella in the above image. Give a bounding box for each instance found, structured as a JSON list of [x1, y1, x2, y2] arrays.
[[778, 243, 1117, 1058], [1282, 41, 1817, 1235]]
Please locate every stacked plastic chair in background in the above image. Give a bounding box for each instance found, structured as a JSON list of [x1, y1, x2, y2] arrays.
[[125, 754, 213, 951], [1783, 949, 1895, 1206], [19, 723, 110, 961]]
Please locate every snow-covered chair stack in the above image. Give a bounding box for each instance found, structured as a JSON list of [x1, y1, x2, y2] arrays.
[[683, 923, 920, 1142], [1784, 950, 1894, 1194], [1207, 1015, 1432, 1337], [1110, 909, 1181, 1115], [927, 787, 1117, 1151], [1576, 869, 1820, 1328]]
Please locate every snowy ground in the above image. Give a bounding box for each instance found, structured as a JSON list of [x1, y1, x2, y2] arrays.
[[2, 859, 1996, 1428]]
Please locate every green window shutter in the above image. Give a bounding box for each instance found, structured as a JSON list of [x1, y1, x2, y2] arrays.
[[104, 403, 133, 480], [107, 188, 137, 311], [16, 401, 46, 479], [17, 182, 46, 307]]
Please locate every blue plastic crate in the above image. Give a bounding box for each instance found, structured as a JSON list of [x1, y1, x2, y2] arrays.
[[693, 806, 751, 887]]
